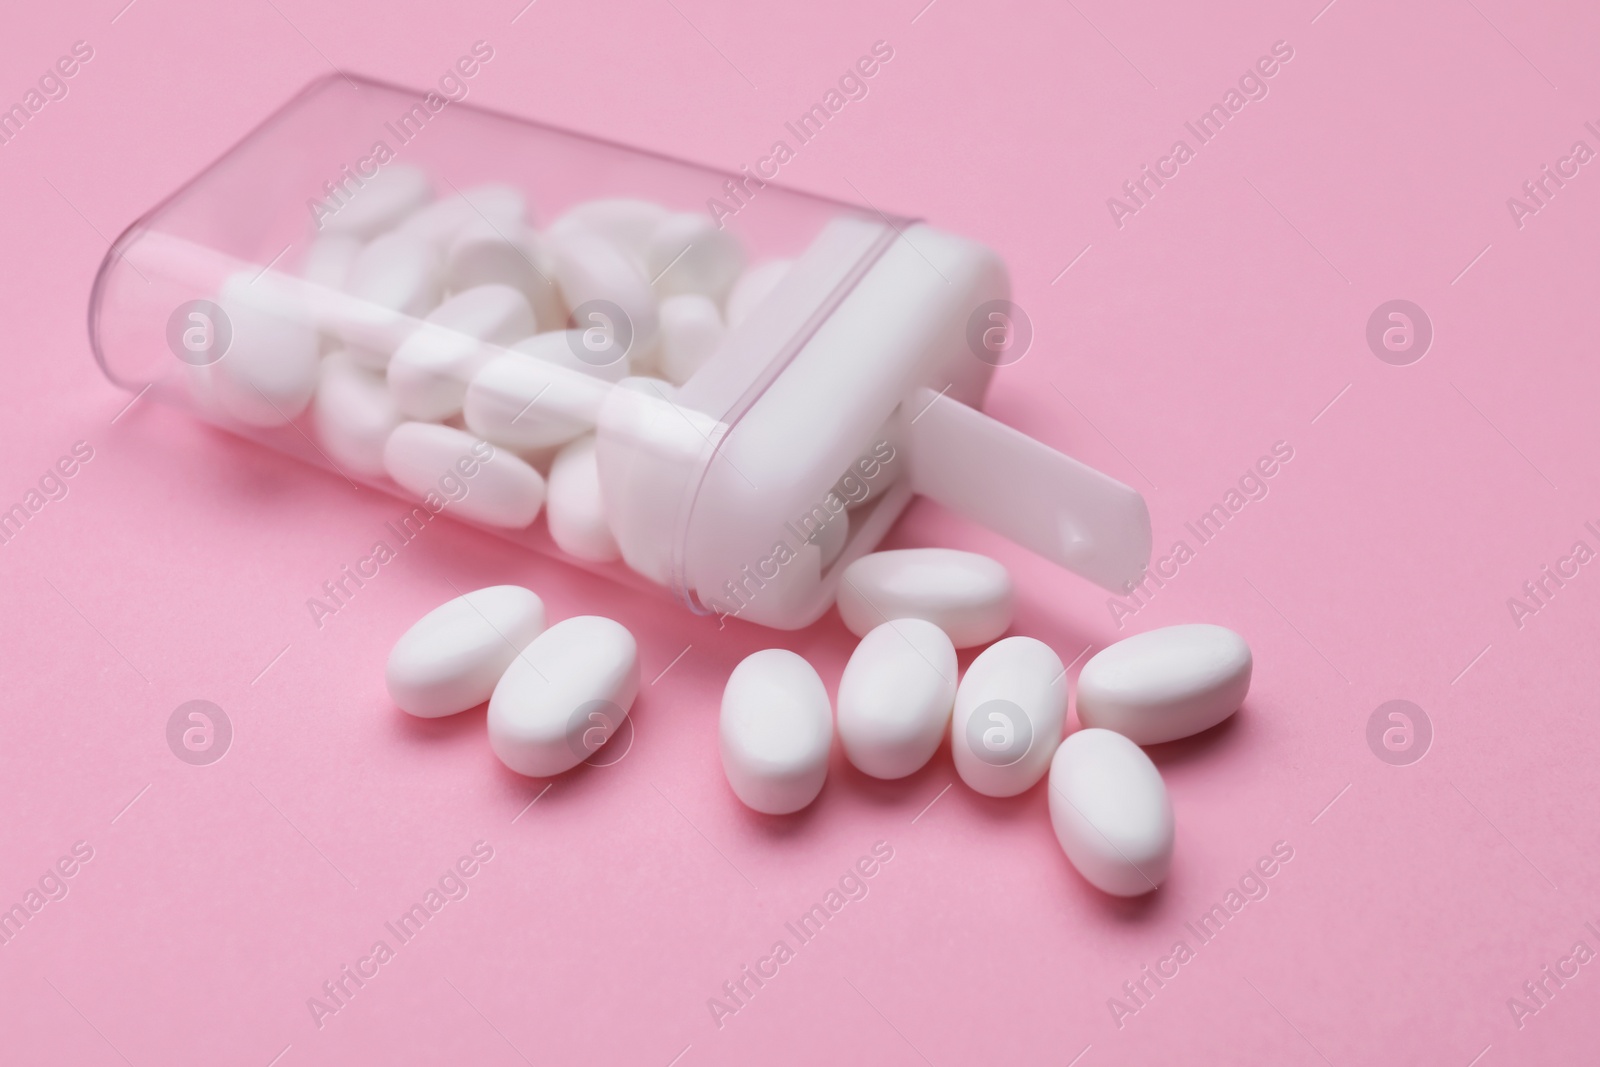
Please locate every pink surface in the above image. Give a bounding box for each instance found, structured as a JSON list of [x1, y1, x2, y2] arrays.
[[2, 1, 1598, 1063]]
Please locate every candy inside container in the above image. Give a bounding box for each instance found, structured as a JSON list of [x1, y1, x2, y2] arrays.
[[89, 74, 1151, 629]]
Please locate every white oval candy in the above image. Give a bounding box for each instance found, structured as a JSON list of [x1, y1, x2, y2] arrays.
[[383, 422, 545, 528], [647, 212, 744, 303], [464, 356, 590, 452], [346, 230, 442, 317], [724, 259, 792, 326], [435, 283, 536, 343], [197, 273, 319, 427], [549, 198, 668, 260], [657, 293, 725, 385], [462, 339, 617, 452], [387, 284, 535, 421], [1048, 728, 1174, 896], [1077, 624, 1251, 745], [546, 435, 620, 563], [549, 227, 659, 352], [340, 230, 443, 368], [837, 619, 956, 779], [446, 220, 541, 301], [444, 214, 563, 334], [518, 231, 568, 331], [514, 329, 632, 384], [446, 218, 563, 328], [314, 351, 400, 477], [385, 585, 546, 718], [400, 184, 525, 250], [950, 636, 1065, 797], [720, 649, 832, 814], [837, 549, 1013, 648], [319, 164, 432, 239], [302, 234, 363, 290], [488, 615, 640, 777]]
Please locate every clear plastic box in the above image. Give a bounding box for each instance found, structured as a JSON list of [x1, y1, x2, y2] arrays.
[[90, 74, 1148, 629]]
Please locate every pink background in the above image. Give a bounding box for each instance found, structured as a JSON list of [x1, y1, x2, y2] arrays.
[[3, 0, 1598, 1063]]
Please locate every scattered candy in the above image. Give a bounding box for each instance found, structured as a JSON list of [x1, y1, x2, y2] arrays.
[[386, 586, 545, 718], [950, 635, 1065, 797], [1076, 624, 1252, 745], [134, 133, 1260, 908], [488, 615, 640, 777], [720, 649, 832, 814], [837, 548, 1013, 648], [836, 618, 956, 780], [1047, 728, 1174, 896]]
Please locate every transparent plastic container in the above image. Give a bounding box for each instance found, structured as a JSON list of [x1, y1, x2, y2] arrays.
[[90, 74, 1150, 629]]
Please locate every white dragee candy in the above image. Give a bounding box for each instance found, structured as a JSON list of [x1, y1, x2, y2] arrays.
[[302, 234, 363, 291], [720, 649, 832, 814], [548, 226, 660, 352], [400, 183, 525, 250], [837, 549, 1013, 648], [951, 636, 1065, 797], [1077, 624, 1252, 745], [549, 198, 669, 260], [464, 356, 590, 452], [383, 422, 545, 528], [514, 329, 633, 384], [340, 230, 443, 369], [314, 351, 400, 477], [656, 293, 725, 386], [646, 212, 744, 303], [725, 259, 793, 327], [1048, 728, 1175, 896], [445, 220, 531, 290], [446, 218, 564, 329], [488, 615, 640, 777], [463, 332, 625, 451], [189, 273, 318, 427], [546, 435, 620, 563], [318, 164, 432, 240], [837, 619, 957, 780], [385, 586, 546, 718], [388, 284, 535, 421], [522, 232, 569, 334]]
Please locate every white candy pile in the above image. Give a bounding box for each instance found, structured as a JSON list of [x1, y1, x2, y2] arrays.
[[386, 548, 1251, 898], [188, 165, 801, 567], [290, 166, 1252, 900], [722, 547, 1252, 896], [386, 585, 641, 777]]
